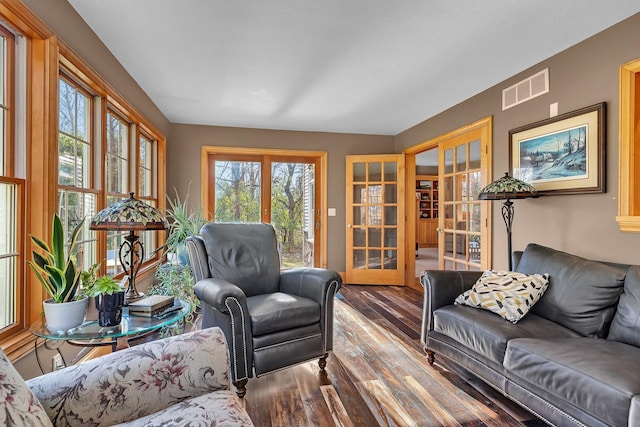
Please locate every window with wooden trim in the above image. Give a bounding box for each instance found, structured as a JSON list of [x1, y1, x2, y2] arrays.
[[616, 58, 640, 232], [138, 132, 158, 262], [0, 24, 24, 338], [57, 75, 98, 272]]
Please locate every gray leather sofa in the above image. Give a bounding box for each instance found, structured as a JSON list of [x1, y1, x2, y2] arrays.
[[421, 243, 640, 427]]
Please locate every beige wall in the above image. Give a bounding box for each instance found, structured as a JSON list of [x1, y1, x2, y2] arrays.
[[167, 124, 394, 271], [22, 0, 171, 136], [395, 12, 640, 269]]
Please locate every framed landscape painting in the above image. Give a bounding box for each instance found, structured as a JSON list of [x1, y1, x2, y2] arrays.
[[509, 102, 605, 195]]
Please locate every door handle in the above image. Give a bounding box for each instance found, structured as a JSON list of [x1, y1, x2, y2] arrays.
[[347, 224, 352, 229]]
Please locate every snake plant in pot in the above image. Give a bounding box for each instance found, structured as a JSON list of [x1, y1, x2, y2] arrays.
[[28, 214, 88, 332]]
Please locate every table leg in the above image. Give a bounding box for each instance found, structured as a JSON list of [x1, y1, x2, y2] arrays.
[[115, 336, 130, 351]]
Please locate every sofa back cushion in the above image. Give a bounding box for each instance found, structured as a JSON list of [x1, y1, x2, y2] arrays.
[[0, 349, 52, 427], [515, 243, 626, 337], [608, 266, 640, 347]]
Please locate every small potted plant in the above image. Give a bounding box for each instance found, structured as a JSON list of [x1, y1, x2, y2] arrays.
[[28, 214, 88, 332], [82, 275, 125, 327]]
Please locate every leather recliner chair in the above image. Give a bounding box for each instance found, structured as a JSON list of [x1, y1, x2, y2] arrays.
[[186, 222, 342, 398]]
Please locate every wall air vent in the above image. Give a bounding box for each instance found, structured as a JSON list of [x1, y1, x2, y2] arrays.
[[502, 68, 549, 111]]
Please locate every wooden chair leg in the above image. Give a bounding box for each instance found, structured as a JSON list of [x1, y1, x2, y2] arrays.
[[425, 349, 435, 365], [233, 378, 248, 398], [318, 353, 329, 370]]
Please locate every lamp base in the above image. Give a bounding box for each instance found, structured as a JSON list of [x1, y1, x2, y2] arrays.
[[124, 290, 145, 306]]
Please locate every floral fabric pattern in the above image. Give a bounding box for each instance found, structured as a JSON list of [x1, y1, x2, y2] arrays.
[[0, 348, 53, 427], [26, 327, 252, 426]]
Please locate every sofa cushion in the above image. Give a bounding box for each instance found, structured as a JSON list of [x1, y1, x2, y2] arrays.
[[0, 349, 53, 427], [118, 390, 254, 426], [515, 243, 626, 337], [455, 270, 549, 323], [608, 265, 640, 347], [504, 337, 640, 427], [433, 305, 580, 364], [247, 292, 320, 336]]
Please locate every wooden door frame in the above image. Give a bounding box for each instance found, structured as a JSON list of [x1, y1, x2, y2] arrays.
[[403, 116, 493, 288], [200, 146, 328, 268]]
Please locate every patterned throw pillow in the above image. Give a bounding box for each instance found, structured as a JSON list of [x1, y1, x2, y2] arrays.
[[455, 270, 549, 323], [0, 349, 53, 427]]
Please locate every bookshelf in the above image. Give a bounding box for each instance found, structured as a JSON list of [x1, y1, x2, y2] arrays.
[[416, 175, 439, 247]]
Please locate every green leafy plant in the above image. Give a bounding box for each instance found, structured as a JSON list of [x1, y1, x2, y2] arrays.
[[155, 186, 206, 261], [81, 274, 122, 297], [28, 214, 84, 303], [148, 263, 199, 322]]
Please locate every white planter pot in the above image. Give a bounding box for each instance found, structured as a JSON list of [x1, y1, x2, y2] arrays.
[[43, 297, 88, 333]]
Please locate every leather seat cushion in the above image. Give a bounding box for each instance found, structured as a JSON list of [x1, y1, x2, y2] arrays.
[[247, 292, 320, 336], [433, 305, 580, 364], [505, 338, 640, 427]]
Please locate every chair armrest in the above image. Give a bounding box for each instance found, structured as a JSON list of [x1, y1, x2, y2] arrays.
[[194, 278, 253, 384], [420, 270, 482, 344], [280, 268, 342, 352], [194, 278, 247, 313], [279, 268, 342, 304], [26, 328, 231, 427]]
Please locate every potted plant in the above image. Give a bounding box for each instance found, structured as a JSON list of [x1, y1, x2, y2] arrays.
[[148, 263, 199, 323], [156, 186, 206, 265], [28, 214, 88, 332], [81, 274, 125, 327]]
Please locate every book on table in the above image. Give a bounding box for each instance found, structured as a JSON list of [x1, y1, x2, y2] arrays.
[[128, 295, 175, 315]]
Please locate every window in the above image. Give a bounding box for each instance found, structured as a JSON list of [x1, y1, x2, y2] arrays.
[[0, 25, 23, 337], [138, 132, 158, 261], [105, 110, 130, 276], [57, 76, 97, 272], [0, 1, 166, 356]]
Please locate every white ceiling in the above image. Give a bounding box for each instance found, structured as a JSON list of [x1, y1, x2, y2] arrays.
[[68, 1, 640, 136]]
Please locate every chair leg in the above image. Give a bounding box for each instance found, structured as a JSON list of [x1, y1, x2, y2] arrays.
[[233, 378, 248, 398], [318, 353, 329, 370]]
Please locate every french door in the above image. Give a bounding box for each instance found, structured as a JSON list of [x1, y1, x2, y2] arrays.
[[345, 155, 405, 285], [438, 124, 491, 270], [203, 148, 326, 268]]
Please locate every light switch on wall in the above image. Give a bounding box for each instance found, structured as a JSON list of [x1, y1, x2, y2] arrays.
[[550, 102, 558, 117], [328, 208, 336, 217]]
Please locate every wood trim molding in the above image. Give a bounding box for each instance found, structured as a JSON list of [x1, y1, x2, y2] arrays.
[[616, 58, 640, 232]]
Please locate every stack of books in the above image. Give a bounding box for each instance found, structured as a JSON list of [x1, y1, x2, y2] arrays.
[[128, 295, 175, 317]]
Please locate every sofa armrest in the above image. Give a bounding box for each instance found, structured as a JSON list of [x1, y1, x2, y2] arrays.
[[27, 328, 231, 427], [420, 270, 482, 344]]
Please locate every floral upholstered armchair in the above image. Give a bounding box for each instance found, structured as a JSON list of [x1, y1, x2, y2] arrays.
[[0, 327, 254, 426]]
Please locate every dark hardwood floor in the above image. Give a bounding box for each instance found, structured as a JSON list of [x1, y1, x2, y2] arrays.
[[241, 284, 546, 426]]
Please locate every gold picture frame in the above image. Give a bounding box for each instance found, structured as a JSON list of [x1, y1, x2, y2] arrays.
[[509, 102, 605, 195]]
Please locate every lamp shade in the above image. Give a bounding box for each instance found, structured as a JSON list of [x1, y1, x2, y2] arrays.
[[478, 172, 538, 200], [90, 192, 169, 231]]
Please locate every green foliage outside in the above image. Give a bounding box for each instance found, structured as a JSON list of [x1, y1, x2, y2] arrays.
[[214, 161, 310, 267]]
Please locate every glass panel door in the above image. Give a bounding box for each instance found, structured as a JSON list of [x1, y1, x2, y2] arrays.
[[213, 160, 261, 223], [271, 161, 315, 268], [439, 130, 489, 271], [346, 154, 405, 285]]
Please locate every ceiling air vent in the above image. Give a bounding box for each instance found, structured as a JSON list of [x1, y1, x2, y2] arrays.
[[502, 68, 549, 111]]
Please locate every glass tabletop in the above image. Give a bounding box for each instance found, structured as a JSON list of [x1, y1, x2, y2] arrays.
[[30, 300, 190, 341]]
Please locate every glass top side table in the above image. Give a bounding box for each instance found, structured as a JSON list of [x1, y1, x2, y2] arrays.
[[30, 300, 190, 353]]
